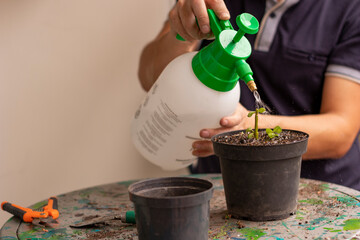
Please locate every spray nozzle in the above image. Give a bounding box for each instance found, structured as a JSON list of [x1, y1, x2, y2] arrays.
[[235, 60, 257, 92]]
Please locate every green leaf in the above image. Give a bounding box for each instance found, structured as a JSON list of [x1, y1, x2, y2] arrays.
[[246, 127, 253, 133], [247, 111, 255, 117], [266, 128, 273, 134], [258, 108, 266, 113], [273, 126, 282, 134], [248, 133, 254, 139], [268, 132, 276, 139]]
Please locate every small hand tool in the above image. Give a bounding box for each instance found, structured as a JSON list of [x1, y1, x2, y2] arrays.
[[70, 210, 136, 228], [1, 197, 60, 228], [32, 197, 60, 227], [42, 197, 59, 219], [1, 201, 48, 222]]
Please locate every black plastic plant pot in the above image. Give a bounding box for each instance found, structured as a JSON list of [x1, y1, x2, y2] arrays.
[[128, 177, 214, 240], [212, 129, 309, 221]]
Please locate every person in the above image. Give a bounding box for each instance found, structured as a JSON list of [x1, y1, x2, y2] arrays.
[[138, 0, 360, 190]]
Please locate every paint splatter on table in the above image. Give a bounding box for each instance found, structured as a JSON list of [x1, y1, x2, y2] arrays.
[[1, 174, 360, 239]]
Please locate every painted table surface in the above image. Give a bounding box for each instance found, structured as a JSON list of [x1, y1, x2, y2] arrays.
[[1, 174, 360, 240]]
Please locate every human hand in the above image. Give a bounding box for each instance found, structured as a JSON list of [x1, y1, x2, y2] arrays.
[[169, 0, 230, 41], [192, 103, 249, 157]]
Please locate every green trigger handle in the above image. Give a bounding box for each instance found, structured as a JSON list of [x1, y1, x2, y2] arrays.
[[176, 9, 233, 41]]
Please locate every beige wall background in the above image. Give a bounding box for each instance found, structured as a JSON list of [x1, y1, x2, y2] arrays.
[[0, 0, 189, 226]]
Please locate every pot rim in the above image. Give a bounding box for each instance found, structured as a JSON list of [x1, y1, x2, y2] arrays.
[[128, 177, 214, 208], [211, 129, 309, 147]]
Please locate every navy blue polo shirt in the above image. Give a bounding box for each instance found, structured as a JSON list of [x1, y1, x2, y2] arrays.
[[192, 0, 360, 190]]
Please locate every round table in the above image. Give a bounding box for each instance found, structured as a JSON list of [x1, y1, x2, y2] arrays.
[[1, 174, 360, 239]]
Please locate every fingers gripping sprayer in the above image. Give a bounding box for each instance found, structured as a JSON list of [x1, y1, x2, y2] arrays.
[[132, 10, 259, 170]]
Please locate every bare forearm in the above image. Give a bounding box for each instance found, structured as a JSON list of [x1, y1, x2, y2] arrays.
[[138, 23, 199, 91], [255, 113, 359, 160]]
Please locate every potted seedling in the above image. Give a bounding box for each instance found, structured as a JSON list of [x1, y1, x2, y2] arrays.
[[212, 108, 309, 221]]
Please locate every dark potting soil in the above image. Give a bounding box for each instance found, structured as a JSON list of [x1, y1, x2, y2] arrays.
[[213, 130, 307, 146]]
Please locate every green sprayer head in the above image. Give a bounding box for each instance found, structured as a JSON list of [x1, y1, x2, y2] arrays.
[[179, 9, 259, 92]]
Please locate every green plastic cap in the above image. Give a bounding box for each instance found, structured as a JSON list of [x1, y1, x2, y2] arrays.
[[192, 10, 259, 92], [125, 211, 136, 224]]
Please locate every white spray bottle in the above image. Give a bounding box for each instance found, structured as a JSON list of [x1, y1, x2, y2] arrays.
[[132, 10, 259, 170]]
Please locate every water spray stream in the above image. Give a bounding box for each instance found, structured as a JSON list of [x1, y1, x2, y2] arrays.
[[253, 90, 271, 114]]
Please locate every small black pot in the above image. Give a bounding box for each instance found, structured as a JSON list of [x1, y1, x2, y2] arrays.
[[128, 177, 213, 240], [212, 129, 309, 221]]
